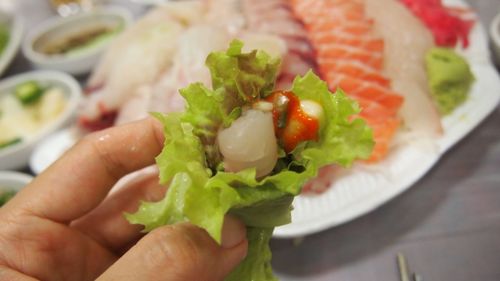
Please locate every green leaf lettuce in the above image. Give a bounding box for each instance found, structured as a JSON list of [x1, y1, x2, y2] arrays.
[[126, 40, 374, 281]]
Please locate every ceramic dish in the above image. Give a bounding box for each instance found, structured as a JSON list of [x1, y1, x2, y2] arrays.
[[0, 9, 23, 77], [29, 127, 81, 174], [0, 70, 81, 170], [22, 6, 132, 75], [0, 171, 33, 207], [489, 11, 500, 66], [274, 0, 500, 238]]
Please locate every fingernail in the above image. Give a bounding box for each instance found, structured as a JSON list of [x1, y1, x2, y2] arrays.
[[221, 215, 246, 248]]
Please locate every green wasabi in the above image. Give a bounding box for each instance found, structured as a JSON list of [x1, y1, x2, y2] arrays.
[[425, 47, 475, 115]]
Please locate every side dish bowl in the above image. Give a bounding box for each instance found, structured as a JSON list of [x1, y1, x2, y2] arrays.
[[0, 10, 23, 77], [0, 70, 81, 170], [22, 6, 132, 75], [490, 12, 500, 67], [0, 171, 33, 207]]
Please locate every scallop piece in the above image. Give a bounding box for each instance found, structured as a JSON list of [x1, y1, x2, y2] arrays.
[[217, 109, 278, 178]]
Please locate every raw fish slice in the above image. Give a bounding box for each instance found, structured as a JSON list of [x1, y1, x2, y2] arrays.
[[364, 0, 443, 137], [318, 54, 382, 70], [239, 32, 288, 59], [116, 25, 232, 126], [281, 36, 315, 59], [205, 0, 245, 34], [81, 8, 188, 123], [318, 59, 382, 80], [243, 0, 291, 13], [242, 0, 316, 85], [250, 20, 309, 38], [281, 53, 315, 78], [88, 3, 203, 88], [302, 164, 340, 194], [307, 21, 374, 36], [349, 96, 401, 162], [321, 63, 390, 87], [291, 0, 404, 163], [150, 28, 238, 118], [327, 75, 403, 114], [363, 117, 400, 162], [316, 43, 384, 60], [312, 34, 384, 52]]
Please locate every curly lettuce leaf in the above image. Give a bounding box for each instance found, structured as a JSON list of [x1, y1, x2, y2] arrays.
[[179, 40, 281, 170], [127, 41, 374, 281]]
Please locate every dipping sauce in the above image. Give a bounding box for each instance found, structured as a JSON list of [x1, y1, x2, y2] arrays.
[[0, 81, 67, 150], [41, 25, 120, 56]]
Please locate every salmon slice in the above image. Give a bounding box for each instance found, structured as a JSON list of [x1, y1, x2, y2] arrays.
[[319, 64, 391, 86], [316, 45, 383, 63], [352, 96, 401, 162], [311, 34, 384, 52], [291, 0, 405, 162], [327, 75, 403, 112], [318, 52, 383, 70], [307, 21, 374, 37], [320, 63, 390, 87], [364, 117, 400, 162]]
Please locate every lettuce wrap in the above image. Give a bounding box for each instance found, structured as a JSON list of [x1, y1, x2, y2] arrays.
[[126, 40, 374, 281]]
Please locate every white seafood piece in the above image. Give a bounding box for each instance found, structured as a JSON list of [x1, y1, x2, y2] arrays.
[[239, 32, 288, 59], [218, 109, 278, 178], [114, 86, 152, 126], [114, 25, 232, 125], [363, 0, 443, 138], [205, 0, 245, 34], [149, 25, 232, 114], [81, 5, 205, 121]]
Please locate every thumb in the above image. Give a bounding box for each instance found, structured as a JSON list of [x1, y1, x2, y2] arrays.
[[97, 216, 248, 281]]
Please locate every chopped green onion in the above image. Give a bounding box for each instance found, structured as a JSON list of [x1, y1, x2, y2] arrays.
[[15, 81, 44, 105], [0, 137, 22, 149]]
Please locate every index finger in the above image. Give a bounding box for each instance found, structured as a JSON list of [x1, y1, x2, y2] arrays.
[[11, 117, 165, 223]]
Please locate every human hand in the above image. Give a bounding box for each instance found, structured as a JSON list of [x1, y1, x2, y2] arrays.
[[0, 118, 248, 281]]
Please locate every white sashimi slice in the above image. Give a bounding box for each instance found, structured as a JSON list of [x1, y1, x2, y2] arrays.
[[205, 0, 245, 34], [81, 4, 208, 122], [363, 0, 443, 139], [116, 25, 233, 125], [147, 25, 232, 118], [239, 32, 288, 60], [114, 86, 152, 126]]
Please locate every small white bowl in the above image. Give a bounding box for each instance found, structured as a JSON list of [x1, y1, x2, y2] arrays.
[[0, 70, 82, 170], [30, 127, 81, 175], [0, 171, 33, 205], [22, 6, 132, 75], [490, 12, 500, 67], [0, 9, 23, 77]]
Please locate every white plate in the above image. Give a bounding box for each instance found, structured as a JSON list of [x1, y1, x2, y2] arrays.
[[0, 9, 23, 77], [274, 0, 500, 238]]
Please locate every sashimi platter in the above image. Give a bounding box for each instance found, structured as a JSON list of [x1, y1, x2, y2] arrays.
[[75, 0, 500, 239]]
